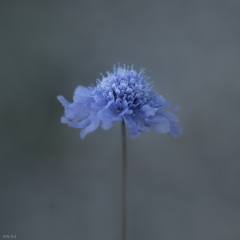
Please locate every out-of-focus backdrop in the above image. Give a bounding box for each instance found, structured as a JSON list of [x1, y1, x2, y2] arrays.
[[1, 1, 240, 240]]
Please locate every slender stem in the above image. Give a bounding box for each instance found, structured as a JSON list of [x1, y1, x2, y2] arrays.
[[121, 120, 127, 240]]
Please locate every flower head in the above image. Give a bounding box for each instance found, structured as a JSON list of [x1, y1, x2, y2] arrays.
[[57, 64, 183, 139]]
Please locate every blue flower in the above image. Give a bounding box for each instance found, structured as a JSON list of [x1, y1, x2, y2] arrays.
[[57, 64, 183, 139]]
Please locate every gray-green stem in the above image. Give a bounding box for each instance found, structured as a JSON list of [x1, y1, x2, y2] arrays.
[[121, 120, 127, 240]]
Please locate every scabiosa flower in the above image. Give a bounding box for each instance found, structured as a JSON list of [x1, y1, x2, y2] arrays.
[[57, 64, 183, 139]]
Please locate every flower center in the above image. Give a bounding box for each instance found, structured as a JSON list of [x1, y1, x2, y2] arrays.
[[92, 65, 155, 109]]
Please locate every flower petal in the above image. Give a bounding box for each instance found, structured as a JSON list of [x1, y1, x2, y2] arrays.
[[73, 86, 92, 103], [64, 104, 89, 120], [154, 95, 165, 106], [162, 100, 170, 109], [61, 117, 91, 128], [98, 101, 122, 130], [98, 107, 122, 130], [93, 95, 107, 106], [169, 125, 183, 137], [141, 105, 158, 117], [124, 115, 140, 138], [123, 115, 148, 138], [57, 96, 70, 107], [146, 116, 170, 134], [162, 112, 179, 123], [170, 106, 180, 112], [80, 116, 99, 139]]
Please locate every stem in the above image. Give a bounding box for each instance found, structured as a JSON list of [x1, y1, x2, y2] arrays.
[[121, 120, 127, 240]]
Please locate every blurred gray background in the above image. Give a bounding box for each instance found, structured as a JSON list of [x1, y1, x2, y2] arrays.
[[1, 0, 240, 240]]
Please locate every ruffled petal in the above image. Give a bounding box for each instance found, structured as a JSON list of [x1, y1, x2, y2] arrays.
[[162, 111, 179, 123], [57, 96, 70, 107], [61, 117, 91, 129], [93, 95, 107, 106], [162, 100, 170, 109], [124, 115, 140, 138], [141, 105, 158, 117], [73, 86, 92, 103], [119, 106, 133, 116], [64, 104, 89, 120], [146, 116, 170, 134], [123, 115, 149, 138], [170, 106, 180, 112], [98, 101, 122, 130], [80, 116, 100, 139], [59, 88, 100, 138], [168, 125, 183, 137], [133, 109, 145, 118], [154, 95, 165, 106]]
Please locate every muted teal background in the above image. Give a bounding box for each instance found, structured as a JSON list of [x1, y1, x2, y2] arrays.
[[1, 1, 240, 240]]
